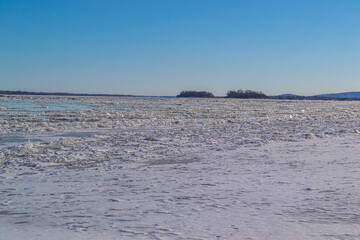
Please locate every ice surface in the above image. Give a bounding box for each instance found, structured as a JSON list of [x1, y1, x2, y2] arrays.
[[1, 95, 360, 239]]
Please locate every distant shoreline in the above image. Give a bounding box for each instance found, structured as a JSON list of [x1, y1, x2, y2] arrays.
[[1, 90, 359, 101], [0, 90, 174, 98], [0, 90, 135, 97]]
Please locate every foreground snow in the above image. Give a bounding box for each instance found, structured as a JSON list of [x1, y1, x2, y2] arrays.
[[1, 96, 360, 239], [2, 136, 360, 239]]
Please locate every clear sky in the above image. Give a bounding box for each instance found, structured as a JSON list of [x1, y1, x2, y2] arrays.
[[0, 0, 359, 96]]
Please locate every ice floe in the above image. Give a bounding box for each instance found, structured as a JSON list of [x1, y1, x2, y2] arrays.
[[1, 95, 360, 239]]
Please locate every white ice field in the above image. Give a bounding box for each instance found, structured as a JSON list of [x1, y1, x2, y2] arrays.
[[1, 95, 360, 239]]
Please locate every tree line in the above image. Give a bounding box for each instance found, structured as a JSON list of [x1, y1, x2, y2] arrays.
[[176, 91, 215, 98], [177, 90, 269, 99], [226, 90, 269, 99]]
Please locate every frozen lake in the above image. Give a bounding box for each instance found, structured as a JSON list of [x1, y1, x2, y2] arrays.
[[1, 95, 360, 239]]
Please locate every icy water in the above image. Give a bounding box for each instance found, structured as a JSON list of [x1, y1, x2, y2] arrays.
[[1, 95, 360, 239]]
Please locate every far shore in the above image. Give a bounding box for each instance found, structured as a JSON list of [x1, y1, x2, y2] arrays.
[[1, 90, 360, 101]]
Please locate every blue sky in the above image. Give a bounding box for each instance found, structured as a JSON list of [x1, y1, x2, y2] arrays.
[[0, 0, 359, 96]]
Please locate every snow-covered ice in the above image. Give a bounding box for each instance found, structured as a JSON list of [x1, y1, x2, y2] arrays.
[[1, 95, 360, 239]]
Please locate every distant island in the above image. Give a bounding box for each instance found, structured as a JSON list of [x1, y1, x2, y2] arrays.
[[177, 91, 215, 98], [177, 89, 269, 99], [226, 90, 269, 99]]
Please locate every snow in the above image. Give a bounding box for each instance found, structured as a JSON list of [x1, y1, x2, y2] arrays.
[[1, 95, 360, 239]]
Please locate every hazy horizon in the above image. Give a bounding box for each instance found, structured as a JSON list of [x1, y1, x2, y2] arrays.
[[1, 0, 359, 96], [2, 88, 360, 98]]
